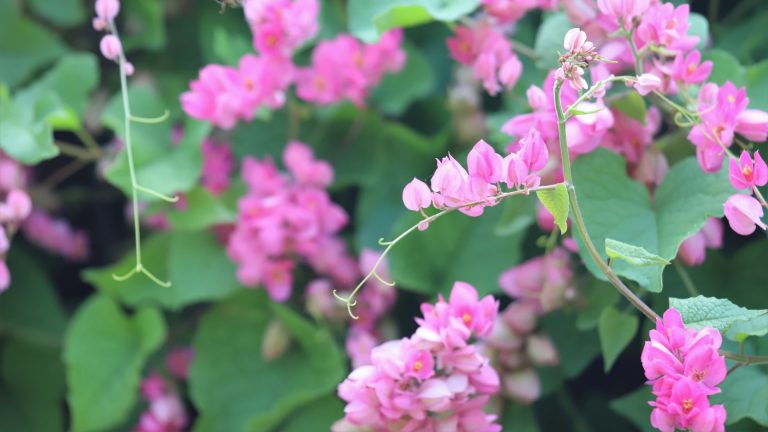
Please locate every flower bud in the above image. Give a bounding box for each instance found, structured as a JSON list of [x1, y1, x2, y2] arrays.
[[526, 334, 559, 366], [736, 109, 768, 142], [261, 318, 292, 361], [94, 0, 120, 22], [5, 189, 31, 222], [100, 34, 122, 61], [633, 73, 662, 96], [503, 368, 541, 405]]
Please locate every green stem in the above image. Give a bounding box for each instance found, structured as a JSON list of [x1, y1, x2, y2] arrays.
[[673, 259, 699, 296], [555, 80, 660, 322]]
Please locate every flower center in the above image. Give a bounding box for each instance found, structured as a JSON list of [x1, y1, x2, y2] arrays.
[[728, 94, 736, 103], [687, 63, 697, 74], [682, 398, 693, 413], [244, 79, 255, 91], [692, 368, 707, 382], [743, 164, 753, 181], [462, 312, 472, 324], [413, 361, 423, 372]]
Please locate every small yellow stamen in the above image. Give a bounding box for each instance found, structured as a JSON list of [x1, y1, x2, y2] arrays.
[[462, 313, 472, 324], [413, 361, 423, 372]]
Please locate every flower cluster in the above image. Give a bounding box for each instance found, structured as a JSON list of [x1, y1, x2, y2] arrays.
[[182, 0, 405, 128], [447, 21, 522, 95], [92, 0, 134, 75], [226, 141, 358, 301], [297, 30, 406, 106], [556, 28, 602, 90], [200, 137, 235, 196], [334, 282, 502, 432], [641, 308, 727, 432], [402, 129, 549, 222], [242, 0, 319, 57], [690, 82, 768, 173]]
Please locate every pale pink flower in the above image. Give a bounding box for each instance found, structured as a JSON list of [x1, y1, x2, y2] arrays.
[[735, 109, 768, 142], [678, 218, 723, 266], [502, 368, 540, 404], [723, 193, 766, 235], [634, 73, 662, 96], [402, 178, 432, 211], [467, 140, 504, 184], [597, 0, 650, 29]]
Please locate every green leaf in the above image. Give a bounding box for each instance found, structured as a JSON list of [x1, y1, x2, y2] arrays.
[[669, 296, 768, 341], [702, 49, 746, 87], [0, 247, 67, 346], [746, 60, 768, 112], [190, 291, 346, 432], [605, 238, 670, 267], [0, 9, 68, 88], [577, 279, 619, 331], [122, 0, 167, 51], [16, 53, 100, 130], [612, 91, 647, 123], [598, 307, 639, 372], [610, 386, 654, 432], [64, 296, 166, 432], [712, 367, 768, 426], [573, 150, 733, 292], [688, 13, 710, 50], [348, 0, 479, 42], [536, 183, 569, 234], [165, 186, 239, 230], [0, 339, 65, 432], [389, 204, 524, 296], [102, 85, 211, 199], [501, 401, 539, 432], [534, 13, 572, 69], [0, 90, 59, 164], [494, 194, 537, 237], [371, 43, 436, 115], [277, 395, 344, 432], [27, 0, 85, 27], [83, 231, 243, 310], [541, 311, 601, 378]]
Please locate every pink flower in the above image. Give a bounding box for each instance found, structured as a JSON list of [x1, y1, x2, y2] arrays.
[[678, 218, 723, 266], [563, 28, 590, 54], [735, 109, 768, 142], [729, 150, 768, 189], [526, 334, 559, 366], [402, 178, 432, 212], [597, 0, 650, 29], [21, 211, 89, 261], [723, 193, 766, 235], [636, 3, 698, 52], [165, 347, 194, 380], [518, 128, 549, 172], [467, 140, 504, 184], [99, 34, 122, 61], [200, 138, 234, 195], [671, 50, 712, 85], [634, 73, 662, 96], [1, 189, 32, 223], [0, 260, 9, 293], [447, 281, 499, 337]]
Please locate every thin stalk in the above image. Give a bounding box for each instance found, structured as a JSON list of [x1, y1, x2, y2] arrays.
[[554, 80, 660, 322], [673, 259, 699, 296]]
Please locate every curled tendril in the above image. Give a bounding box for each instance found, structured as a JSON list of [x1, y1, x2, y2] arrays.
[[372, 271, 396, 287], [129, 109, 170, 124]]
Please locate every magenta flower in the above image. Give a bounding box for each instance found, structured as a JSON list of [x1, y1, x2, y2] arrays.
[[723, 193, 767, 235], [671, 50, 712, 85], [597, 0, 650, 29], [729, 150, 768, 189], [677, 218, 723, 266]]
